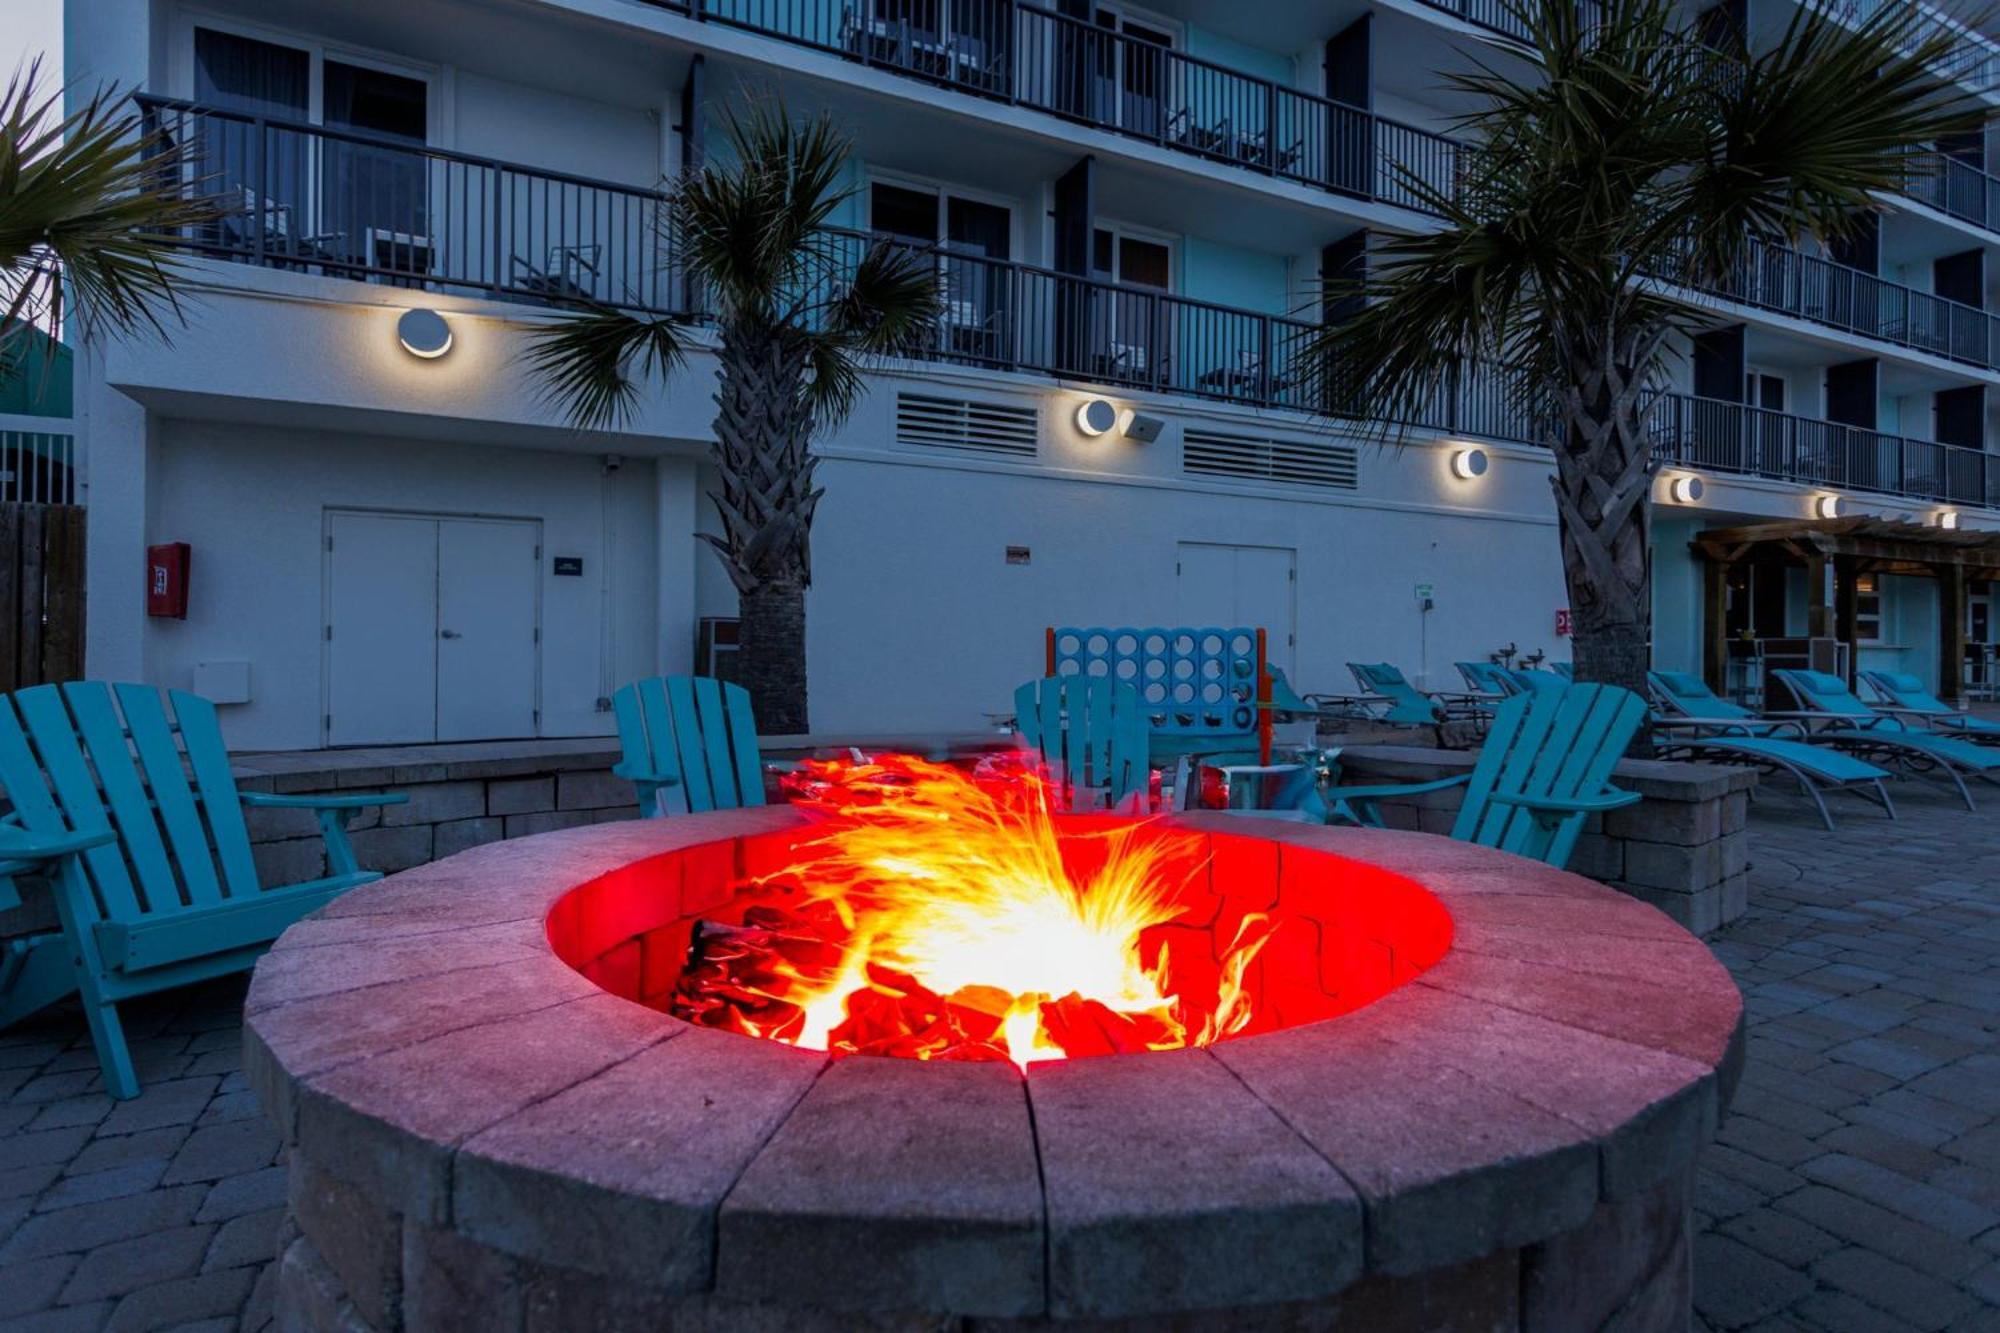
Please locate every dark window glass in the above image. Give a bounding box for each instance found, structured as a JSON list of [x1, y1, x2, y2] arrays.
[[945, 197, 1008, 259], [1093, 228, 1114, 275], [324, 61, 427, 142], [1119, 236, 1171, 290], [871, 183, 938, 242], [194, 28, 308, 118]]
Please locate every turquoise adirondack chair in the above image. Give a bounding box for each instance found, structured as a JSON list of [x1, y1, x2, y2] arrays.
[[1217, 684, 1649, 870], [612, 676, 767, 816], [1014, 676, 1151, 811], [0, 683, 406, 1098]]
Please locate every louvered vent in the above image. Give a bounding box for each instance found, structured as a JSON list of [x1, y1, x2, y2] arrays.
[[895, 393, 1038, 458], [1183, 429, 1361, 490]]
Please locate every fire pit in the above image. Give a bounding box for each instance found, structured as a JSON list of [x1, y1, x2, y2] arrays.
[[246, 782, 1742, 1331]]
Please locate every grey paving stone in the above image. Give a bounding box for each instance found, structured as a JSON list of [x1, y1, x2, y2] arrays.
[[0, 1302, 113, 1333], [159, 1119, 282, 1185], [1717, 1205, 1843, 1269], [1808, 1247, 1978, 1332], [0, 1253, 76, 1319], [102, 1267, 255, 1333], [1692, 1232, 1814, 1329], [63, 1127, 189, 1177], [0, 1184, 205, 1262], [1799, 1153, 1998, 1241], [201, 1205, 282, 1272], [59, 1222, 216, 1302], [33, 1158, 169, 1212], [195, 1166, 287, 1223]]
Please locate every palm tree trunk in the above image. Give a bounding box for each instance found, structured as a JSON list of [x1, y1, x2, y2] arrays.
[[1552, 327, 1660, 702], [738, 582, 809, 735]]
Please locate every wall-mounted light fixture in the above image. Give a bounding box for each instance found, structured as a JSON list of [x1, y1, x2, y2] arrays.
[[1936, 509, 1962, 530], [1122, 412, 1166, 444], [1450, 447, 1489, 480], [1814, 493, 1843, 520], [1666, 473, 1705, 505], [1075, 399, 1118, 437], [397, 308, 453, 359]]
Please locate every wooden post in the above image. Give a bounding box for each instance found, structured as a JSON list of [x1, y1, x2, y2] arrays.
[[1255, 628, 1273, 766], [1805, 552, 1833, 639], [1045, 627, 1057, 677], [1939, 561, 1968, 702], [1701, 555, 1729, 692]]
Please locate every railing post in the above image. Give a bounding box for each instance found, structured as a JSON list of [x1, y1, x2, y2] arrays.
[[251, 115, 267, 268], [490, 165, 505, 300], [1258, 317, 1273, 406], [1264, 83, 1278, 175]]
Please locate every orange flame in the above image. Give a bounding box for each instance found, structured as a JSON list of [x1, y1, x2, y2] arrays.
[[709, 753, 1273, 1066]]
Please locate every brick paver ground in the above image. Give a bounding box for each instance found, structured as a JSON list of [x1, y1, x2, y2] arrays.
[[0, 787, 1994, 1331]]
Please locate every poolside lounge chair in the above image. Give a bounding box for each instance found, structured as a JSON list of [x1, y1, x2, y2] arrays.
[[1768, 669, 2000, 811], [1456, 659, 1514, 697], [1501, 668, 1569, 695], [1206, 683, 1647, 871], [1648, 670, 1895, 830], [1551, 662, 1575, 681], [1263, 667, 1379, 724], [1858, 670, 2000, 742], [1347, 662, 1494, 724]]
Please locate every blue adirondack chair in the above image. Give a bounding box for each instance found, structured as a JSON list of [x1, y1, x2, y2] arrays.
[[1769, 669, 2000, 811], [1551, 662, 1575, 681], [1647, 670, 1894, 831], [612, 676, 768, 817], [1213, 684, 1649, 871], [1014, 676, 1151, 811], [1859, 670, 2000, 742], [0, 683, 406, 1098]]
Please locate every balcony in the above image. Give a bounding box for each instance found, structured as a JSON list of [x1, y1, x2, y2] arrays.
[[1900, 148, 2000, 234], [1831, 0, 2000, 98], [1649, 393, 1999, 510], [641, 0, 1463, 218], [138, 97, 686, 316], [1664, 237, 2000, 372]]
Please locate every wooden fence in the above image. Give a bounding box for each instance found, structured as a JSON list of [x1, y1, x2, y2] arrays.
[[1, 503, 86, 690]]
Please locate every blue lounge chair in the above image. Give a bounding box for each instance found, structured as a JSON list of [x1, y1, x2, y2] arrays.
[[1769, 669, 2000, 812], [1500, 668, 1569, 695], [1648, 670, 1895, 830], [0, 683, 406, 1097], [1209, 684, 1647, 871], [1344, 662, 1445, 724], [1858, 670, 2000, 743], [1263, 667, 1379, 725], [1456, 659, 1514, 697], [1551, 662, 1575, 681], [1015, 676, 1151, 811]]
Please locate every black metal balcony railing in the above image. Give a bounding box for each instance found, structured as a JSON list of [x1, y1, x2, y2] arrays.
[[1650, 393, 2000, 509], [641, 0, 1464, 216], [1664, 236, 2000, 371], [137, 97, 686, 315], [1901, 148, 2000, 232], [1410, 0, 1536, 41]]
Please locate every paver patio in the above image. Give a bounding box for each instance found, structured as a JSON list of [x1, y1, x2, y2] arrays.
[[0, 785, 1994, 1332]]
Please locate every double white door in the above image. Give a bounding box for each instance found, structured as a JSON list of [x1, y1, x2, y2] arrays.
[[325, 511, 541, 745], [1175, 542, 1297, 672]]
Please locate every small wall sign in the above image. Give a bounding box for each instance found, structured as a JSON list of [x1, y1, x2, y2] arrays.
[[1555, 608, 1573, 637], [552, 556, 585, 577], [1005, 546, 1031, 566]]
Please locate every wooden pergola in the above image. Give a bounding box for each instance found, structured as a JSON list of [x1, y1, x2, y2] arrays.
[[1690, 517, 2000, 699]]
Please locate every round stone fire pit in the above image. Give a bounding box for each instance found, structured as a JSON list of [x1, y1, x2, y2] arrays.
[[245, 808, 1743, 1332]]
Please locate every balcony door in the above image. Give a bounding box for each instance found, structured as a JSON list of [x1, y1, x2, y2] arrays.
[[190, 25, 431, 281], [869, 181, 1012, 363], [1091, 226, 1173, 384]]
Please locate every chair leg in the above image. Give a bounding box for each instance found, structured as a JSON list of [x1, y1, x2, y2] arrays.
[[1872, 780, 1897, 820], [318, 809, 362, 878], [78, 993, 138, 1100]]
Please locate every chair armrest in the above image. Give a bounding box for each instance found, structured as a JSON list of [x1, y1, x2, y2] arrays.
[[0, 827, 119, 862], [239, 791, 409, 811], [1488, 786, 1641, 815], [1328, 773, 1472, 802], [610, 763, 680, 787]]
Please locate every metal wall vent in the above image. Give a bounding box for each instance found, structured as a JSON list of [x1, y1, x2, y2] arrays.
[[895, 393, 1038, 459], [1182, 429, 1361, 490]]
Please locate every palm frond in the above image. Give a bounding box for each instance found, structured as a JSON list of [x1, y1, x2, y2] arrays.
[[0, 58, 227, 355], [827, 240, 942, 357], [522, 305, 688, 429]]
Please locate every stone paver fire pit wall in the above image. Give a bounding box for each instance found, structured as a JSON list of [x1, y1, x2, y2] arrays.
[[244, 809, 1745, 1332]]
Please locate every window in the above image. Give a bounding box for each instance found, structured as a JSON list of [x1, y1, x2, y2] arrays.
[[1855, 573, 1883, 642], [867, 181, 1012, 360], [1092, 228, 1172, 289]]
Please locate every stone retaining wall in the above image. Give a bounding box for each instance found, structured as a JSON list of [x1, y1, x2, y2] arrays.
[[1334, 746, 1757, 935]]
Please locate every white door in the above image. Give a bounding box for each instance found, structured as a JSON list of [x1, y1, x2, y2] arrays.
[[437, 518, 540, 741], [325, 511, 541, 745], [327, 512, 438, 745], [1176, 542, 1297, 672]]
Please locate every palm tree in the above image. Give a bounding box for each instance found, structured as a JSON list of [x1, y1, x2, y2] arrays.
[[1302, 0, 1983, 696], [1, 59, 223, 375], [527, 103, 941, 734]]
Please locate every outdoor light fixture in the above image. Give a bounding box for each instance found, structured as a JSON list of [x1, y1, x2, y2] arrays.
[[1937, 509, 1962, 530], [1667, 473, 1705, 504], [1814, 493, 1844, 520], [397, 308, 453, 359], [1075, 398, 1118, 437], [1123, 412, 1166, 444], [1451, 447, 1489, 480]]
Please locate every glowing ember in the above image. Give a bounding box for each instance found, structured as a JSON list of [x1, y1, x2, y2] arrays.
[[667, 753, 1273, 1065]]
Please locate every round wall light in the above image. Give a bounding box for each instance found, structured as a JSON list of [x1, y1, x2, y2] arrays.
[[1667, 473, 1706, 505], [1814, 493, 1843, 520], [1075, 398, 1118, 437], [1937, 509, 1962, 530], [1451, 447, 1490, 480], [397, 308, 453, 360]]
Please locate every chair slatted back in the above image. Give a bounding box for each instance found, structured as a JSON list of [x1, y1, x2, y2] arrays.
[[612, 676, 765, 815], [0, 684, 260, 926], [1454, 684, 1647, 867], [1013, 676, 1149, 812]]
